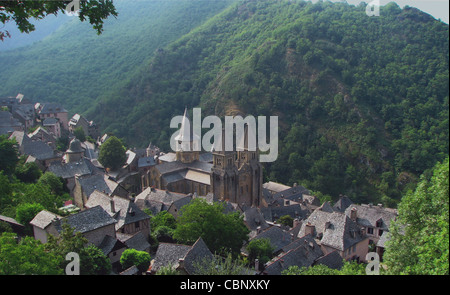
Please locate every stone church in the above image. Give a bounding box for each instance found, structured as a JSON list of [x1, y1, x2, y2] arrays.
[[142, 109, 263, 208]]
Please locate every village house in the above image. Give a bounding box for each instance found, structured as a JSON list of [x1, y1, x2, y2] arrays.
[[262, 234, 325, 275], [149, 237, 214, 275], [85, 190, 151, 239], [344, 203, 397, 260], [9, 130, 62, 168], [134, 187, 192, 217], [297, 207, 369, 263], [68, 113, 100, 139], [73, 173, 129, 209], [0, 110, 23, 135], [35, 102, 69, 131]]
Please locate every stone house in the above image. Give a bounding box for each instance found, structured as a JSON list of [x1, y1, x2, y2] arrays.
[[68, 113, 99, 139], [35, 103, 68, 131], [73, 173, 129, 209], [85, 190, 151, 239], [297, 207, 369, 263], [344, 203, 397, 260], [150, 237, 214, 275]]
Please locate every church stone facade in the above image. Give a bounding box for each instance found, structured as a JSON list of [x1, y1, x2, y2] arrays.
[[143, 109, 263, 208]]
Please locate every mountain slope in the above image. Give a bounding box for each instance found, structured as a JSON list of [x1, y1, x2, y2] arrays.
[[90, 0, 448, 205], [0, 0, 234, 114]]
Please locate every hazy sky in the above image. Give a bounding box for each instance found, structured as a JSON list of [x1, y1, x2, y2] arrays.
[[320, 0, 449, 23]]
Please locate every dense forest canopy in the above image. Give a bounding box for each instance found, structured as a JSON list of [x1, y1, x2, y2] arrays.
[[1, 0, 448, 206]]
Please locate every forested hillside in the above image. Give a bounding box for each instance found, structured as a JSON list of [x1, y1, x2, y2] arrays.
[[0, 0, 234, 114], [1, 0, 448, 206], [86, 0, 448, 206]]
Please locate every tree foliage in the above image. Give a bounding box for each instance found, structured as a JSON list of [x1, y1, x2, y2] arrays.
[[98, 135, 127, 171], [120, 248, 151, 273], [0, 232, 63, 275], [173, 198, 250, 256], [0, 135, 19, 175], [384, 157, 449, 275], [246, 238, 274, 266], [0, 0, 117, 41]]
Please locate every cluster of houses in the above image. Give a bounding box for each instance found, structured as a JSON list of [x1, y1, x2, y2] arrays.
[[0, 98, 399, 275]]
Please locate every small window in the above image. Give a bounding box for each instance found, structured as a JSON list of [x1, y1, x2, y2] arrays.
[[367, 228, 374, 235], [135, 221, 140, 228], [379, 229, 384, 236]]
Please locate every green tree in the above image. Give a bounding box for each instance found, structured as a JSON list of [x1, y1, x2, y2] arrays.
[[173, 199, 250, 256], [194, 252, 251, 275], [282, 260, 365, 275], [282, 264, 340, 275], [0, 172, 12, 212], [15, 202, 44, 235], [120, 249, 151, 273], [79, 245, 112, 275], [98, 136, 127, 171], [73, 126, 87, 143], [15, 162, 42, 183], [45, 222, 89, 269], [38, 172, 65, 195], [153, 225, 175, 243], [0, 0, 117, 40], [384, 158, 449, 275], [150, 210, 177, 230], [277, 215, 294, 227], [0, 135, 19, 175], [0, 233, 63, 275], [246, 238, 274, 266]]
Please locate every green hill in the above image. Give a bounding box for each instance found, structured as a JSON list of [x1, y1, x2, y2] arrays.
[[88, 0, 448, 205], [0, 0, 234, 114], [1, 0, 448, 205]]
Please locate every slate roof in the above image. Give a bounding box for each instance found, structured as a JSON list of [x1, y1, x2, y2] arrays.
[[151, 237, 214, 274], [9, 131, 56, 160], [263, 181, 291, 193], [182, 237, 215, 275], [53, 205, 116, 234], [117, 232, 151, 252], [264, 234, 323, 275], [29, 210, 61, 229], [138, 156, 156, 168], [98, 235, 126, 256], [48, 158, 94, 179], [38, 103, 67, 114], [313, 250, 344, 270], [243, 207, 270, 233], [298, 209, 367, 252], [112, 196, 150, 230], [273, 185, 311, 200], [333, 195, 354, 213], [135, 187, 190, 212], [344, 204, 398, 231], [250, 226, 294, 254], [151, 243, 192, 273], [86, 190, 150, 231], [76, 174, 119, 199]]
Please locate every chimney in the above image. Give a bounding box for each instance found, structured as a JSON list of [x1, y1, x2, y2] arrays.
[[305, 222, 315, 237], [350, 207, 357, 221], [293, 218, 301, 228], [293, 183, 297, 187], [110, 199, 115, 213], [255, 259, 259, 271], [377, 203, 383, 208]]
